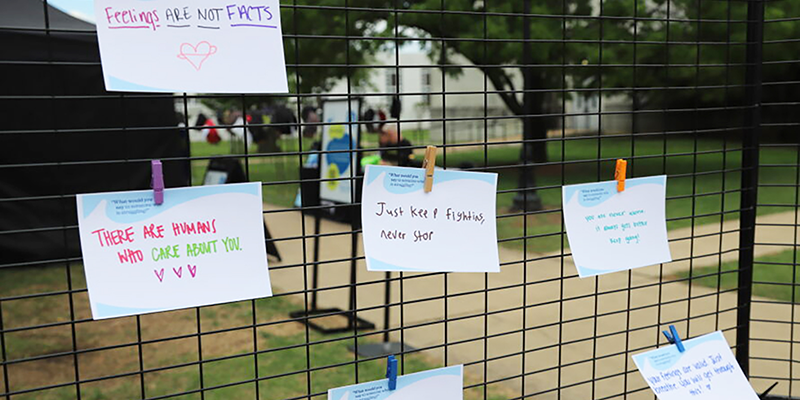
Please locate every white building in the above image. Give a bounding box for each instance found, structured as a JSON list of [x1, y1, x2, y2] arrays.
[[325, 49, 634, 143], [326, 51, 433, 133], [326, 50, 523, 142]]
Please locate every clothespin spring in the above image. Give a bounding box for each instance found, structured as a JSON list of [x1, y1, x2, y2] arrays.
[[423, 146, 437, 193]]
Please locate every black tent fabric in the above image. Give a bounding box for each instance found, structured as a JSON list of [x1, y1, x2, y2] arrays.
[[0, 0, 190, 265]]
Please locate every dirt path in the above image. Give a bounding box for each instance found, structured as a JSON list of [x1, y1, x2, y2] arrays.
[[264, 205, 800, 399]]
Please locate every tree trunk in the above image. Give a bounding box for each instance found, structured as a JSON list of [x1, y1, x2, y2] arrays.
[[512, 0, 544, 212], [511, 90, 546, 212]]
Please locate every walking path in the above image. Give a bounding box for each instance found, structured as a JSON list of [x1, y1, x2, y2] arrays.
[[264, 206, 800, 399]]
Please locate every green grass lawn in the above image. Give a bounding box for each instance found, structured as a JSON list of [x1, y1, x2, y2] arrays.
[[189, 138, 308, 207], [189, 130, 431, 207], [454, 135, 799, 253], [5, 134, 797, 398], [190, 133, 800, 255], [0, 265, 509, 400], [677, 249, 800, 303], [448, 135, 753, 253]]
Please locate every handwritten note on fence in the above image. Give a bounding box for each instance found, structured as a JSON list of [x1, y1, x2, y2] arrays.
[[76, 183, 272, 319], [562, 175, 672, 278], [633, 331, 759, 400], [361, 165, 499, 273], [328, 365, 463, 400], [94, 0, 288, 93]]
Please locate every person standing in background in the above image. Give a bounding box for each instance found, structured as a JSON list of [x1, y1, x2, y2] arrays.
[[195, 113, 220, 144], [376, 110, 415, 167], [223, 110, 252, 153], [300, 105, 322, 168], [302, 105, 321, 140]]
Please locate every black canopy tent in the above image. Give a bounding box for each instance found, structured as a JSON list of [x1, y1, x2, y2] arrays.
[[0, 0, 190, 265]]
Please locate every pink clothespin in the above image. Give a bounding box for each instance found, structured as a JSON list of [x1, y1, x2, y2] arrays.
[[151, 160, 164, 205]]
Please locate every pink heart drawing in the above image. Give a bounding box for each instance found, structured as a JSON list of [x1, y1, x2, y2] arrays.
[[173, 266, 183, 278], [188, 264, 197, 278], [177, 41, 217, 71], [154, 268, 165, 282]]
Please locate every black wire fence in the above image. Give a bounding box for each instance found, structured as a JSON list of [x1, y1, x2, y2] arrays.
[[1, 0, 799, 399]]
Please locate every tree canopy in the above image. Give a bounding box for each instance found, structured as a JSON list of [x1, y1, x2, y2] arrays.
[[348, 0, 796, 111], [210, 1, 799, 120]]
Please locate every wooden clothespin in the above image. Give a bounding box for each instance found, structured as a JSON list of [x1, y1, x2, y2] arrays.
[[662, 325, 685, 353], [615, 159, 627, 192], [386, 355, 398, 391], [422, 146, 437, 193], [151, 160, 164, 206]]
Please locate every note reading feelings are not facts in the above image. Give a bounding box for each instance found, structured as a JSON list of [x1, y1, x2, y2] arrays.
[[361, 165, 499, 273], [328, 365, 463, 400], [562, 175, 672, 278], [94, 0, 288, 93], [633, 331, 759, 400], [76, 182, 272, 320]]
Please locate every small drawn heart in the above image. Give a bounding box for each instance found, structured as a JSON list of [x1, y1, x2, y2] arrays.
[[177, 41, 218, 71], [173, 266, 183, 278], [188, 264, 197, 278], [154, 268, 165, 282]]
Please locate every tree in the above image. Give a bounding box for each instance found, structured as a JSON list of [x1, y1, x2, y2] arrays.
[[211, 1, 797, 175], [596, 0, 749, 112], [203, 1, 382, 112], [583, 0, 800, 146], [200, 1, 387, 153], [351, 0, 599, 210], [346, 0, 800, 208]]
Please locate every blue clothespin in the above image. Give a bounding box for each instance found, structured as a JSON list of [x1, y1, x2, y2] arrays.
[[151, 160, 164, 206], [662, 325, 685, 353], [385, 355, 398, 391]]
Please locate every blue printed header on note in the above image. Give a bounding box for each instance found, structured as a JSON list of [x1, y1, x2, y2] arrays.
[[328, 365, 463, 400]]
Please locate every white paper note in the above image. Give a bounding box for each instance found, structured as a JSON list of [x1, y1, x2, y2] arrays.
[[361, 165, 499, 273], [632, 331, 759, 400], [328, 365, 463, 400], [76, 183, 272, 319], [94, 0, 288, 93], [562, 175, 672, 277]]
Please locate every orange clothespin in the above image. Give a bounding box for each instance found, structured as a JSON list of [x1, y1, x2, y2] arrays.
[[615, 159, 627, 192], [423, 146, 437, 193]]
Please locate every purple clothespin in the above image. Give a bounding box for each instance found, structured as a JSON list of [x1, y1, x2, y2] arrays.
[[151, 160, 164, 205]]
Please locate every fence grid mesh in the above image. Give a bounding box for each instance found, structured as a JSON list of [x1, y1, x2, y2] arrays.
[[1, 0, 799, 399]]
